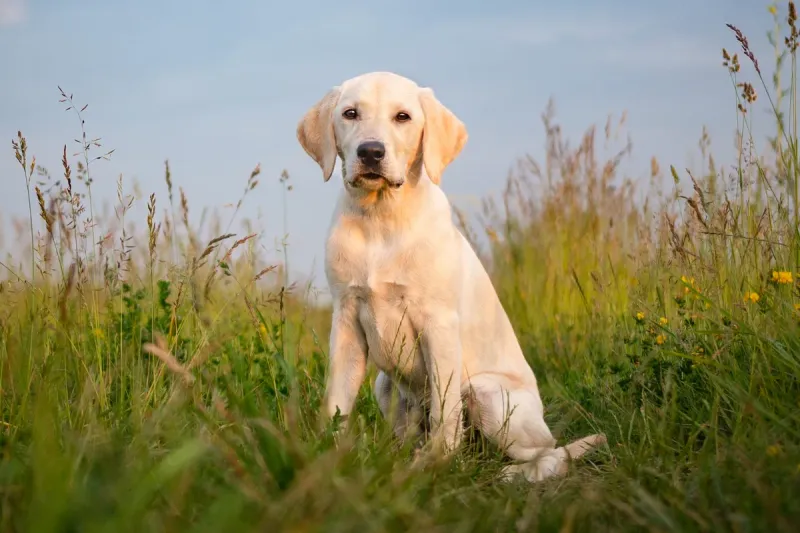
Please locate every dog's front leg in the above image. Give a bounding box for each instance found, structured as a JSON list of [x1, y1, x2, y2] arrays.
[[324, 298, 368, 430], [421, 312, 463, 456]]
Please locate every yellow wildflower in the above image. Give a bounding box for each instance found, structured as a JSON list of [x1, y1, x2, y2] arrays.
[[655, 334, 665, 345], [635, 312, 645, 322], [681, 275, 700, 294], [766, 444, 782, 457], [771, 271, 793, 284], [658, 317, 668, 326], [769, 5, 777, 16], [744, 291, 760, 303]]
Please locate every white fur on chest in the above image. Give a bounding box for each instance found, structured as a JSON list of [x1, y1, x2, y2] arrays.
[[328, 231, 429, 385]]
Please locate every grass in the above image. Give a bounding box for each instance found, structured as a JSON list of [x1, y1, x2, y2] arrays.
[[3, 5, 800, 532]]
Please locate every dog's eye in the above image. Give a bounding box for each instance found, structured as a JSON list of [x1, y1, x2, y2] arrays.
[[395, 112, 411, 122], [342, 108, 358, 120]]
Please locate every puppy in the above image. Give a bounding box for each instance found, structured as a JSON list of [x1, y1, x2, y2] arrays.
[[296, 71, 605, 482]]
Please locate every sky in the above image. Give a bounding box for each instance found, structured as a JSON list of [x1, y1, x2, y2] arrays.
[[0, 0, 781, 295]]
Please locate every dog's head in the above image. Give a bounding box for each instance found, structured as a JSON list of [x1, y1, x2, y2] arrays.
[[296, 71, 468, 193]]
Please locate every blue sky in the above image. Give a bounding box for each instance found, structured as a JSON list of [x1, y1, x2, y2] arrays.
[[0, 0, 780, 290]]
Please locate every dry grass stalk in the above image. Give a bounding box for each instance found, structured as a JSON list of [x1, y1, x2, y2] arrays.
[[143, 333, 195, 386]]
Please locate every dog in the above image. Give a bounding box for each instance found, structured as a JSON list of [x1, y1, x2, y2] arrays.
[[296, 71, 605, 482]]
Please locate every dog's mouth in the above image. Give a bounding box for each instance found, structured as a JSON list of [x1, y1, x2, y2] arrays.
[[354, 172, 403, 189], [360, 172, 384, 181]]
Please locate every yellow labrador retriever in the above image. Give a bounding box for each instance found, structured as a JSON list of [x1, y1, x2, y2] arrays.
[[296, 71, 605, 482]]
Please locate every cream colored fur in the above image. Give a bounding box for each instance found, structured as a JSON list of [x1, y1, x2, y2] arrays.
[[296, 71, 605, 482]]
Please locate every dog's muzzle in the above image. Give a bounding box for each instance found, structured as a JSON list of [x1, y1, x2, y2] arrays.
[[346, 141, 404, 188]]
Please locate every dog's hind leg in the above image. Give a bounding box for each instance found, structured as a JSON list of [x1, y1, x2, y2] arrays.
[[464, 373, 605, 483], [374, 371, 425, 443]]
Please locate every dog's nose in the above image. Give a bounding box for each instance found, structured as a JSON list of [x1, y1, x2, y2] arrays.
[[357, 141, 385, 166]]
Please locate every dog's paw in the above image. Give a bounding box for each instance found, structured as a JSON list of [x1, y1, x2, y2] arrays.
[[499, 463, 525, 483], [499, 452, 566, 484]]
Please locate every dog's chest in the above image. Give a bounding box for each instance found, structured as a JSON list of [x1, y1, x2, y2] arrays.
[[328, 235, 427, 381]]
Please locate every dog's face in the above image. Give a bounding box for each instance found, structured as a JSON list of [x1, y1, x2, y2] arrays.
[[332, 73, 425, 191], [297, 71, 468, 193]]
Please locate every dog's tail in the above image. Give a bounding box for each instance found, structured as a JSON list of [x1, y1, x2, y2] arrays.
[[560, 433, 607, 461], [548, 433, 606, 477]]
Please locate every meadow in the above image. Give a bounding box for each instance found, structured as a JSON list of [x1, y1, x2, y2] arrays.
[[2, 6, 800, 532]]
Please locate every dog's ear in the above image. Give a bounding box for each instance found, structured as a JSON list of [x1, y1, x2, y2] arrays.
[[297, 86, 341, 182], [419, 88, 468, 185]]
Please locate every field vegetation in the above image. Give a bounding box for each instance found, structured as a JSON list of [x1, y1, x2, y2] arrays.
[[1, 5, 799, 532]]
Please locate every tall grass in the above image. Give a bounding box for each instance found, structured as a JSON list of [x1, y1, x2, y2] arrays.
[[2, 5, 800, 531]]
